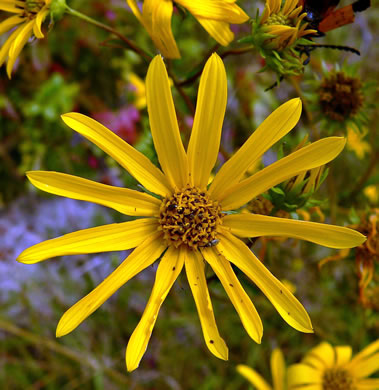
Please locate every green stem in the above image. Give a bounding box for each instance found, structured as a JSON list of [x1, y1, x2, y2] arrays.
[[65, 6, 152, 61]]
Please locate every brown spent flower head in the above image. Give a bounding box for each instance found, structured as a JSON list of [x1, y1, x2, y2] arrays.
[[318, 71, 364, 122]]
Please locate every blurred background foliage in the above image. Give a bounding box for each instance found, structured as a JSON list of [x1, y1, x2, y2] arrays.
[[0, 0, 378, 388]]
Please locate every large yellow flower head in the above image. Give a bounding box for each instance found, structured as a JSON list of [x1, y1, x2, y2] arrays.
[[0, 0, 51, 77], [126, 0, 249, 58], [288, 340, 379, 390], [17, 54, 365, 372], [237, 348, 287, 390]]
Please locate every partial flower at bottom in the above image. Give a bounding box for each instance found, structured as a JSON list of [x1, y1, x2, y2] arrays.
[[237, 348, 286, 390], [17, 53, 366, 371], [288, 340, 379, 390], [0, 0, 51, 77]]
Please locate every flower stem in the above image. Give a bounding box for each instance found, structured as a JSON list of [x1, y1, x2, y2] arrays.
[[65, 6, 152, 61]]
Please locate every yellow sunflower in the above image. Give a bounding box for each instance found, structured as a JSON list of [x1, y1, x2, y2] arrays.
[[0, 0, 50, 77], [259, 0, 316, 50], [288, 340, 379, 390], [17, 54, 365, 372], [237, 348, 286, 390], [126, 0, 249, 58]]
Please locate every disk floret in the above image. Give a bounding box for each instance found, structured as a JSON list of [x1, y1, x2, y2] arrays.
[[322, 368, 355, 390], [159, 186, 223, 250]]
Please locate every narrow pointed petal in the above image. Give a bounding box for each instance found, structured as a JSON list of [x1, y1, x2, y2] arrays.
[[26, 171, 161, 217], [202, 247, 263, 343], [7, 19, 34, 78], [61, 113, 171, 197], [56, 232, 166, 337], [224, 214, 366, 249], [271, 348, 285, 390], [126, 0, 145, 25], [126, 246, 184, 371], [150, 0, 180, 58], [0, 1, 24, 13], [33, 7, 48, 38], [287, 364, 322, 387], [220, 137, 346, 211], [0, 26, 19, 67], [174, 0, 249, 23], [0, 15, 23, 35], [187, 53, 227, 189], [17, 218, 159, 264], [185, 249, 228, 360], [210, 99, 302, 200], [236, 364, 272, 390], [217, 230, 313, 333], [146, 56, 188, 188], [196, 18, 234, 46]]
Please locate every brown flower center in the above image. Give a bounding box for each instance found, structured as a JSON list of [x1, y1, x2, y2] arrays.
[[322, 368, 355, 390], [319, 72, 364, 122], [158, 186, 223, 250]]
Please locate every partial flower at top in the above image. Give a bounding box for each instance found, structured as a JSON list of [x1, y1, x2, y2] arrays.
[[0, 0, 51, 77], [17, 54, 365, 372], [237, 348, 287, 390], [126, 0, 249, 58], [243, 0, 316, 79], [288, 340, 379, 390]]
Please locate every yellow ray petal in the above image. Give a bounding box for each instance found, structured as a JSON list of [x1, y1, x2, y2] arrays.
[[236, 364, 272, 390], [335, 346, 352, 366], [349, 339, 379, 367], [126, 246, 184, 371], [184, 248, 228, 360], [196, 18, 234, 46], [271, 348, 285, 390], [7, 19, 34, 78], [61, 113, 171, 197], [220, 137, 346, 210], [0, 1, 24, 13], [307, 342, 335, 367], [0, 15, 23, 35], [26, 171, 161, 217], [356, 379, 379, 390], [33, 7, 49, 39], [210, 99, 302, 200], [146, 55, 188, 189], [126, 0, 145, 26], [17, 218, 159, 264], [202, 247, 263, 343], [0, 25, 19, 67], [350, 352, 379, 379], [56, 232, 166, 337], [174, 0, 249, 23], [217, 230, 313, 333], [287, 364, 322, 387], [150, 0, 180, 58], [223, 214, 366, 249], [187, 53, 227, 189]]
